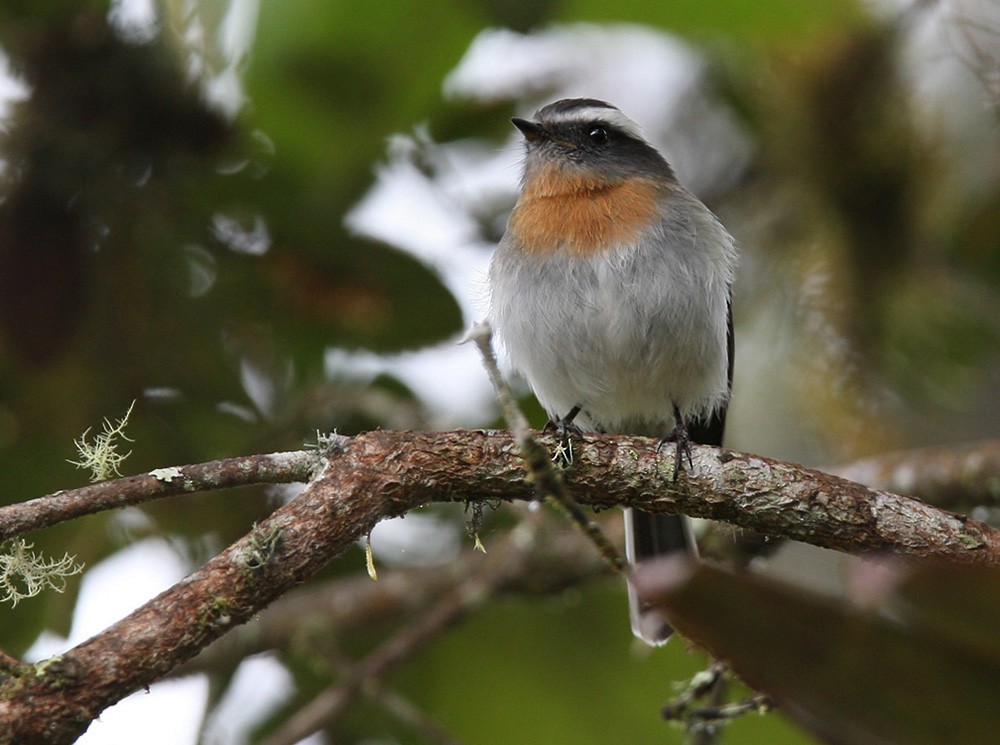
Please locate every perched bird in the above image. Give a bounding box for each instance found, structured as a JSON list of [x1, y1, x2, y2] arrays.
[[488, 98, 736, 645]]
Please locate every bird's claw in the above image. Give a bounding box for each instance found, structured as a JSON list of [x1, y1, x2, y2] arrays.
[[656, 406, 693, 482], [545, 406, 583, 467]]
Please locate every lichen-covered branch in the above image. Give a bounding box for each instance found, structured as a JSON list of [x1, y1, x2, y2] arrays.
[[1, 430, 999, 744], [0, 450, 319, 541]]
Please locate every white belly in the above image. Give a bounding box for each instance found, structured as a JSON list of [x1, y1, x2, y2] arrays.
[[489, 233, 731, 435]]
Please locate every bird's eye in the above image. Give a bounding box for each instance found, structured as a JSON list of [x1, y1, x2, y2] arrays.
[[588, 126, 608, 145]]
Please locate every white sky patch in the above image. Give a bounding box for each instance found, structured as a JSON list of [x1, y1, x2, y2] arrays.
[[239, 354, 293, 420], [429, 136, 523, 223], [0, 50, 30, 124], [178, 0, 259, 119], [211, 212, 272, 255], [325, 341, 497, 428], [108, 0, 159, 44], [444, 24, 700, 112], [209, 0, 259, 118], [26, 539, 207, 745], [345, 132, 501, 325], [77, 677, 209, 745], [219, 0, 260, 63], [368, 511, 463, 568], [203, 65, 246, 120], [201, 653, 296, 745]]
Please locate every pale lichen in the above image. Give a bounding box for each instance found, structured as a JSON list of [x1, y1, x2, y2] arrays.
[[365, 533, 378, 580], [0, 539, 83, 607], [68, 400, 136, 482], [149, 466, 183, 482]]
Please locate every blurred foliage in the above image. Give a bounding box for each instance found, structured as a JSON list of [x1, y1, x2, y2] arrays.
[[0, 0, 997, 744], [568, 0, 866, 41], [646, 560, 1000, 744]]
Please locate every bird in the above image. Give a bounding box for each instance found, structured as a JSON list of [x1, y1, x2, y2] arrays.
[[487, 98, 736, 645]]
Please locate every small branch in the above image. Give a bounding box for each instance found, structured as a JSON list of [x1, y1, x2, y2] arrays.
[[0, 450, 319, 541], [259, 580, 476, 745], [373, 687, 469, 745], [830, 439, 1000, 509], [688, 664, 729, 745], [663, 662, 769, 744]]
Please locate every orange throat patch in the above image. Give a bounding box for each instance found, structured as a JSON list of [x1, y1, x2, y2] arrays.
[[507, 166, 661, 256]]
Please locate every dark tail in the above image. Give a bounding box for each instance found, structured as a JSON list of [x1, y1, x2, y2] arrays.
[[624, 510, 696, 644], [625, 297, 733, 645]]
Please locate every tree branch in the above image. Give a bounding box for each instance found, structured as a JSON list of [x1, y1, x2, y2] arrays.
[[0, 450, 318, 541], [1, 430, 999, 743], [829, 439, 1000, 509]]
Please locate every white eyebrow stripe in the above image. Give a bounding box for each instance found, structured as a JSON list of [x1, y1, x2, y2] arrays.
[[540, 106, 646, 141]]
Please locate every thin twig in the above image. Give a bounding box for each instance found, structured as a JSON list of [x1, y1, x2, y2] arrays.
[[260, 511, 546, 745], [373, 687, 470, 745], [465, 322, 626, 573], [664, 662, 769, 741], [259, 584, 480, 745], [0, 450, 321, 541], [688, 663, 729, 745]]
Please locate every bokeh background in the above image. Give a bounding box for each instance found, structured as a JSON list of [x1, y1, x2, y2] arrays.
[[1, 1, 999, 743]]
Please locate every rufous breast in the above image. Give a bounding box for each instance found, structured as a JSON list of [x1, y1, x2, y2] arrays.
[[507, 165, 662, 256]]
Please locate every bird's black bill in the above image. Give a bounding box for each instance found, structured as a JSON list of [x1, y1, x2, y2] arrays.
[[511, 117, 546, 142]]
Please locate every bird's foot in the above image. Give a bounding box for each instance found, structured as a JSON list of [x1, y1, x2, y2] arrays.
[[656, 406, 693, 482], [544, 405, 583, 467]]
